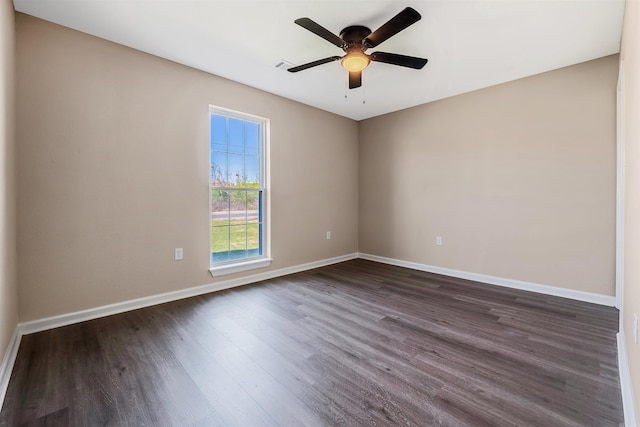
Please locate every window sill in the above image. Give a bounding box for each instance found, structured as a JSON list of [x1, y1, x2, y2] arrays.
[[209, 257, 273, 277]]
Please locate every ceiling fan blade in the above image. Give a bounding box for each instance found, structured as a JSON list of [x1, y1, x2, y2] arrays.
[[294, 18, 346, 48], [370, 52, 428, 69], [287, 56, 342, 73], [364, 7, 421, 48], [348, 71, 362, 89]]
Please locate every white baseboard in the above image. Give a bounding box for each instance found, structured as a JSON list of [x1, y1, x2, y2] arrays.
[[19, 253, 358, 336], [0, 328, 21, 409], [358, 253, 616, 306], [618, 331, 638, 427]]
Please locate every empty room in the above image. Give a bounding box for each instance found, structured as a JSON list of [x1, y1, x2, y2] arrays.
[[1, 0, 639, 425]]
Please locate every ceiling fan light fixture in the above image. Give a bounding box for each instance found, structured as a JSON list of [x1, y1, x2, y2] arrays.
[[341, 52, 370, 72]]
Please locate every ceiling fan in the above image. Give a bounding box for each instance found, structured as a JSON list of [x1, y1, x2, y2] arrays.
[[288, 7, 428, 89]]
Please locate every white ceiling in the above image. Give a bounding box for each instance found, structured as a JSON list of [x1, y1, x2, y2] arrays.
[[13, 0, 625, 121]]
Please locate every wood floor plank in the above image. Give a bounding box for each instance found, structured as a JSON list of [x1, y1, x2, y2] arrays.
[[131, 302, 277, 426], [0, 259, 624, 426]]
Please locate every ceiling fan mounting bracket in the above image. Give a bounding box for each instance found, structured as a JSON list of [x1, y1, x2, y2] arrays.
[[339, 25, 372, 46]]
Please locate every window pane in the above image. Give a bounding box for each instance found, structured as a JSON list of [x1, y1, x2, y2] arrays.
[[247, 190, 259, 223], [247, 223, 260, 254], [211, 225, 230, 262], [228, 118, 244, 154], [229, 224, 247, 252], [210, 115, 226, 151], [246, 122, 259, 153], [210, 151, 227, 184], [211, 189, 230, 227], [245, 155, 260, 185], [228, 153, 244, 184], [229, 189, 246, 217]]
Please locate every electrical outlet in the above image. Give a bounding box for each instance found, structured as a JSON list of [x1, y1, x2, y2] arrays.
[[174, 248, 183, 261], [634, 314, 638, 345], [326, 231, 331, 240], [436, 236, 442, 246]]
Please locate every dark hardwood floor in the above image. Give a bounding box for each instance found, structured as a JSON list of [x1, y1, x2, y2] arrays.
[[0, 259, 624, 426]]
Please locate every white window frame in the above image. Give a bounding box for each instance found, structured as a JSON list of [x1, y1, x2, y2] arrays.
[[209, 105, 271, 277]]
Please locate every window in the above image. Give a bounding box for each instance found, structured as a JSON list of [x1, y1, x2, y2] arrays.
[[209, 106, 270, 276]]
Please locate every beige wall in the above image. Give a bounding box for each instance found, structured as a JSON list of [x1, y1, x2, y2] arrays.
[[359, 55, 618, 295], [15, 14, 359, 321], [0, 0, 17, 363], [621, 0, 640, 416]]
